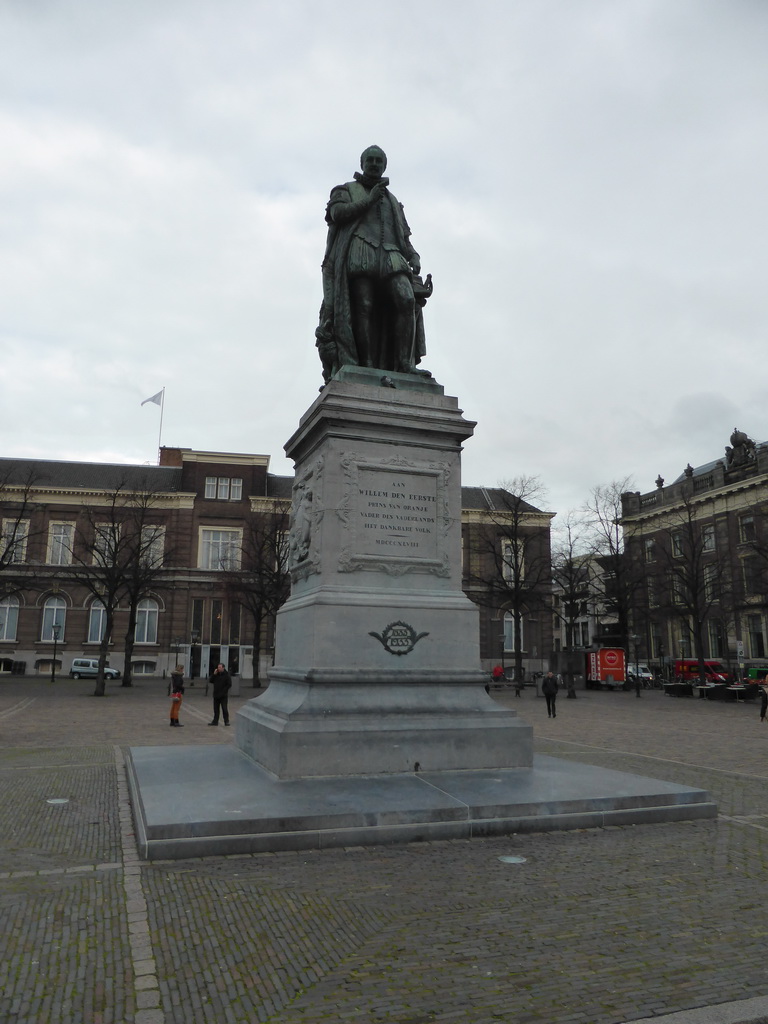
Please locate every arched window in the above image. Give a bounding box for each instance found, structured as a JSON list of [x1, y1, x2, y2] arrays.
[[42, 596, 66, 641], [88, 599, 108, 643], [503, 611, 522, 652], [135, 598, 158, 644], [0, 596, 19, 641]]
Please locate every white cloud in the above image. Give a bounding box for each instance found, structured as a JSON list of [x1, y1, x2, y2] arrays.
[[1, 0, 767, 514]]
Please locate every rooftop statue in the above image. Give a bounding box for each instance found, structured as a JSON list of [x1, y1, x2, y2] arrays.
[[726, 427, 757, 468], [315, 145, 432, 383]]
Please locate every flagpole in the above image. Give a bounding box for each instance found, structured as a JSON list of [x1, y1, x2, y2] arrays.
[[157, 388, 165, 460]]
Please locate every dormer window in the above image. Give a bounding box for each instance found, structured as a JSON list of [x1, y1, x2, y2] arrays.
[[204, 476, 243, 501]]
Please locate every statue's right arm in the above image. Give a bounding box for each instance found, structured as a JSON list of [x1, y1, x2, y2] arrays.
[[328, 186, 374, 225]]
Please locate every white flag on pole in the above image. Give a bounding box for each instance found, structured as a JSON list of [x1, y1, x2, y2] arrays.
[[141, 390, 163, 407]]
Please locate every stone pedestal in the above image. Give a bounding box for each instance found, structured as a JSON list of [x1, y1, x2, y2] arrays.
[[236, 369, 533, 778]]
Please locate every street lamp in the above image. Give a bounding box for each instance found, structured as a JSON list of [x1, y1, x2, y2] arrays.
[[51, 623, 61, 684], [629, 634, 640, 676], [629, 633, 641, 697], [190, 628, 201, 683]]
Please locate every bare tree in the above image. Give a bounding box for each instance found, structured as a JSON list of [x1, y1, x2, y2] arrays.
[[583, 478, 643, 649], [466, 476, 552, 683], [652, 495, 733, 683], [69, 481, 172, 696], [551, 511, 592, 650], [0, 464, 44, 600], [224, 502, 291, 687], [117, 494, 174, 688]]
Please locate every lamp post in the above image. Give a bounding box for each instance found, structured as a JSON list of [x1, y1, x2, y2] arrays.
[[629, 633, 641, 697], [190, 628, 200, 684], [51, 623, 61, 684]]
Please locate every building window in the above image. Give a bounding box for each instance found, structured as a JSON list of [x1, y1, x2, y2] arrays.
[[131, 661, 157, 675], [704, 564, 719, 602], [93, 523, 120, 565], [678, 626, 690, 659], [135, 598, 158, 644], [211, 599, 223, 644], [708, 619, 724, 659], [503, 611, 523, 651], [748, 614, 765, 659], [0, 596, 19, 641], [648, 576, 658, 608], [650, 629, 664, 660], [49, 523, 74, 565], [141, 526, 165, 568], [192, 598, 204, 639], [702, 525, 716, 552], [644, 538, 656, 562], [88, 599, 108, 643], [669, 572, 685, 606], [199, 528, 242, 570], [740, 516, 756, 543], [501, 540, 522, 581], [2, 520, 29, 563], [41, 596, 66, 641], [230, 603, 241, 645], [743, 557, 762, 597], [672, 532, 683, 557], [204, 477, 243, 501]]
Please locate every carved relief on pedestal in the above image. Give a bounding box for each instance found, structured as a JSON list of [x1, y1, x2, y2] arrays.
[[337, 452, 451, 576], [288, 456, 324, 582]]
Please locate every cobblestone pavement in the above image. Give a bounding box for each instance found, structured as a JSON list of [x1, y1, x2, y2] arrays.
[[2, 677, 768, 1024]]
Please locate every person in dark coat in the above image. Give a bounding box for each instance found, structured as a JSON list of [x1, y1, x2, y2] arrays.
[[209, 663, 232, 726], [760, 685, 768, 724], [542, 671, 559, 718]]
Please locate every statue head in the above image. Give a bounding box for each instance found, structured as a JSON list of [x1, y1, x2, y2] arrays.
[[360, 145, 387, 178]]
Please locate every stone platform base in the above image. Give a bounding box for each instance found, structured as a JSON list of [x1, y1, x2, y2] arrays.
[[126, 745, 717, 861]]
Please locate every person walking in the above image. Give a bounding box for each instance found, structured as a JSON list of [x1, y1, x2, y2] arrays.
[[542, 671, 559, 719], [759, 685, 767, 724], [209, 663, 232, 726], [169, 664, 185, 727]]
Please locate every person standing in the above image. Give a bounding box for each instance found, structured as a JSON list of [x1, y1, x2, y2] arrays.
[[209, 663, 232, 726], [759, 685, 767, 724], [542, 671, 559, 719], [169, 664, 185, 727]]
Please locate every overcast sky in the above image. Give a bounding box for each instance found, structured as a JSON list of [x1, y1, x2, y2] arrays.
[[2, 0, 767, 523]]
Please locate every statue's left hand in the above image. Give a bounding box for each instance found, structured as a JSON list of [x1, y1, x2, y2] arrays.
[[410, 255, 421, 275]]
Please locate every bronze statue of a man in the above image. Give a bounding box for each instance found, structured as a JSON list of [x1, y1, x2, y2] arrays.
[[316, 146, 432, 382]]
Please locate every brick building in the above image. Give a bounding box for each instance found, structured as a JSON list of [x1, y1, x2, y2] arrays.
[[461, 486, 554, 679], [0, 449, 554, 681]]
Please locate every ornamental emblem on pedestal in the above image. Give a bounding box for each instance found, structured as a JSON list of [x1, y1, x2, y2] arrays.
[[369, 621, 429, 656]]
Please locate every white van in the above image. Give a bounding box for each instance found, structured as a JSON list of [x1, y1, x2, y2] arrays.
[[632, 663, 654, 685], [69, 658, 121, 680]]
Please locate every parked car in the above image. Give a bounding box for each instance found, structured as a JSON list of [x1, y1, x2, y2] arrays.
[[69, 658, 121, 680]]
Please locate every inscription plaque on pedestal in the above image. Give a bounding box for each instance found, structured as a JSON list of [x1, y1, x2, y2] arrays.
[[338, 455, 449, 576]]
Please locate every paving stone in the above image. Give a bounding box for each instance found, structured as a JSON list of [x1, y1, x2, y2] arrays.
[[4, 679, 768, 1022]]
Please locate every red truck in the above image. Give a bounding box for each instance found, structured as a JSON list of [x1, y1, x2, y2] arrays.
[[674, 659, 727, 683], [586, 648, 626, 690]]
